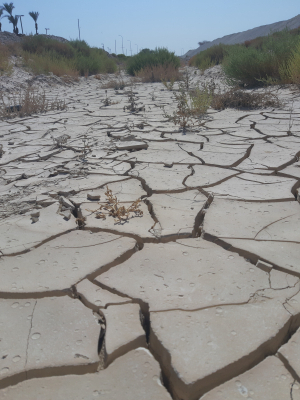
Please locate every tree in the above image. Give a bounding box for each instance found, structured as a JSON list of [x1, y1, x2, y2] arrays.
[[29, 11, 39, 35], [2, 2, 14, 16], [7, 14, 18, 33], [0, 8, 5, 31], [2, 2, 16, 33]]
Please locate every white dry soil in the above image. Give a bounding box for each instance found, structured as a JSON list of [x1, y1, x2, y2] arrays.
[[0, 66, 300, 400]]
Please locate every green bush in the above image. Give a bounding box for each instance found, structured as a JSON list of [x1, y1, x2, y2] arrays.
[[21, 36, 117, 76], [22, 35, 75, 58], [223, 29, 300, 86], [127, 47, 180, 76], [222, 45, 275, 86], [280, 39, 300, 84], [189, 44, 229, 71]]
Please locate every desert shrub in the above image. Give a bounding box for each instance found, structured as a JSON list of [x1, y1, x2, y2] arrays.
[[127, 48, 180, 76], [22, 35, 75, 58], [0, 43, 12, 75], [222, 45, 275, 86], [211, 87, 281, 110], [244, 36, 264, 50], [22, 51, 78, 77], [0, 85, 66, 119], [279, 40, 300, 84], [21, 36, 116, 76], [137, 64, 182, 83], [223, 29, 300, 86], [101, 78, 126, 90], [74, 49, 116, 75], [163, 82, 212, 132], [116, 54, 128, 61], [189, 44, 229, 71]]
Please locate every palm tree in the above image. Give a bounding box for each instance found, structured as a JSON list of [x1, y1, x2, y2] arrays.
[[29, 11, 39, 35], [2, 2, 14, 16], [7, 14, 18, 34], [0, 8, 5, 31], [2, 2, 16, 33]]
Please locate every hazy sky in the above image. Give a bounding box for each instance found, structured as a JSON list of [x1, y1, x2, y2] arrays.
[[1, 0, 300, 55]]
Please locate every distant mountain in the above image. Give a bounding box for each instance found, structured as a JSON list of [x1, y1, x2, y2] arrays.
[[183, 14, 300, 59]]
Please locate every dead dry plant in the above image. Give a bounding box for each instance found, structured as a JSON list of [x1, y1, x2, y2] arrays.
[[211, 87, 281, 110], [137, 65, 182, 83], [0, 86, 67, 119], [88, 186, 143, 224], [101, 78, 126, 90]]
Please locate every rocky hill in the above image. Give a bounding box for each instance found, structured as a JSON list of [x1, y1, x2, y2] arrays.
[[184, 13, 300, 59], [0, 31, 69, 45]]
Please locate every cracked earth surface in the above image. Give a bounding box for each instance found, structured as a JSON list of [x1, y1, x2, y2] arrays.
[[0, 69, 300, 399]]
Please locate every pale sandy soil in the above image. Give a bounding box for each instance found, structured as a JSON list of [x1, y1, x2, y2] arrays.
[[0, 66, 300, 400]]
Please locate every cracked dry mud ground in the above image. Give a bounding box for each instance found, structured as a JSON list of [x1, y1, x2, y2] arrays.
[[0, 70, 300, 400]]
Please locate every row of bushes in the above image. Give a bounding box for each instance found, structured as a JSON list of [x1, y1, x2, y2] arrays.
[[0, 36, 181, 81], [5, 31, 299, 88], [0, 35, 117, 77], [22, 36, 117, 76], [189, 29, 300, 87]]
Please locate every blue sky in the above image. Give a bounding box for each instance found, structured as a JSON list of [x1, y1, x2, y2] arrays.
[[1, 1, 300, 55]]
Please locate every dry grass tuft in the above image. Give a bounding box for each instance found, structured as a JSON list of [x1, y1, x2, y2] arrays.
[[88, 186, 143, 224], [101, 78, 126, 90], [137, 65, 182, 83], [0, 86, 67, 119], [211, 87, 281, 110]]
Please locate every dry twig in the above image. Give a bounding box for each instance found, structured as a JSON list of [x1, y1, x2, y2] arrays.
[[88, 186, 143, 224]]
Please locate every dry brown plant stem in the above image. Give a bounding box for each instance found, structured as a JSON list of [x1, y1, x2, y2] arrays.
[[88, 186, 143, 224]]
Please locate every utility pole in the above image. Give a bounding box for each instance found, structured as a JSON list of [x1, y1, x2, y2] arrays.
[[135, 43, 138, 54], [115, 40, 116, 54], [45, 28, 50, 35], [16, 15, 24, 34], [78, 19, 81, 40], [118, 34, 124, 54], [127, 40, 132, 56]]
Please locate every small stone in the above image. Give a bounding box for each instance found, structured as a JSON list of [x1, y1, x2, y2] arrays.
[[59, 196, 75, 210], [256, 260, 273, 272], [87, 193, 100, 201]]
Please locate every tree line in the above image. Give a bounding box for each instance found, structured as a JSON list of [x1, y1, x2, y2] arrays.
[[0, 2, 39, 35]]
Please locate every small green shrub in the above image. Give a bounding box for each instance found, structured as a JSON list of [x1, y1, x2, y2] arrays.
[[127, 48, 180, 76], [163, 82, 212, 132]]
